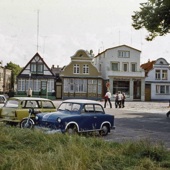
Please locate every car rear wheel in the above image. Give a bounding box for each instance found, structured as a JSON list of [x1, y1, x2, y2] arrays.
[[66, 125, 78, 135], [166, 111, 170, 117], [99, 124, 109, 136], [20, 119, 34, 129]]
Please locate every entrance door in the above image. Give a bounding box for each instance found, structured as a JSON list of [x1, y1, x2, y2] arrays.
[[41, 81, 47, 95], [145, 84, 151, 101], [133, 80, 141, 99], [56, 82, 62, 99]]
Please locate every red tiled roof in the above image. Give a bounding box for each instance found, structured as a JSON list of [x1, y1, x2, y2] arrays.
[[141, 60, 156, 76]]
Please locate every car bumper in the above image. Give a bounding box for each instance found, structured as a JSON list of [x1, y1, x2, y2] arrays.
[[34, 126, 63, 134]]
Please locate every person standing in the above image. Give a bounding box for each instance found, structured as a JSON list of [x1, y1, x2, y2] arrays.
[[117, 91, 123, 108], [121, 92, 126, 108], [114, 93, 118, 108], [104, 91, 112, 108], [27, 88, 32, 97]]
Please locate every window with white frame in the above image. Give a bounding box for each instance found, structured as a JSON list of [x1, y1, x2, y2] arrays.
[[98, 80, 102, 94], [70, 78, 74, 92], [83, 64, 89, 74], [30, 63, 43, 73], [37, 64, 43, 73], [131, 63, 136, 72], [47, 79, 54, 92], [162, 70, 167, 80], [88, 79, 97, 93], [73, 64, 80, 74], [75, 79, 87, 92], [64, 78, 87, 93], [111, 62, 119, 71], [155, 70, 161, 80], [64, 78, 69, 92], [123, 63, 128, 72], [30, 63, 36, 72], [18, 79, 26, 91], [156, 85, 170, 94], [34, 79, 41, 92], [118, 50, 130, 58]]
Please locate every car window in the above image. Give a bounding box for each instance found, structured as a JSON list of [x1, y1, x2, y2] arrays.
[[58, 103, 80, 112], [94, 105, 104, 113], [5, 100, 19, 108], [72, 104, 80, 111], [84, 104, 94, 113], [42, 101, 55, 109], [24, 101, 39, 108]]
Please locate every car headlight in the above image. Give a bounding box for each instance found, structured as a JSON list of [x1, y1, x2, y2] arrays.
[[57, 117, 61, 123], [35, 116, 39, 120]]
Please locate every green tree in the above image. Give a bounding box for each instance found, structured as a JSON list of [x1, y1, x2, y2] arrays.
[[132, 0, 170, 41], [5, 62, 22, 89]]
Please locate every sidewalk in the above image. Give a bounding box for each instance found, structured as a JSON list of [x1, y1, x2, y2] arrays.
[[54, 100, 170, 114]]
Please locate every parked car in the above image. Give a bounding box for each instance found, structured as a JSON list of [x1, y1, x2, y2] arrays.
[[0, 97, 56, 126], [35, 99, 115, 136], [0, 95, 7, 108]]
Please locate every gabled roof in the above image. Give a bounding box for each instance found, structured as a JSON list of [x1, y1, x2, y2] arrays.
[[140, 60, 156, 76], [94, 44, 141, 58], [17, 52, 55, 78]]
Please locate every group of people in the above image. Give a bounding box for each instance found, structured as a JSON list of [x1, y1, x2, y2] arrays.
[[104, 90, 126, 108]]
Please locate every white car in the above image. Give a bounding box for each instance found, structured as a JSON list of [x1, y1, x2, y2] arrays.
[[0, 95, 7, 108]]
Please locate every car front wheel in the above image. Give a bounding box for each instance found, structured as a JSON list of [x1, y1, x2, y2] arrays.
[[99, 124, 109, 136], [66, 125, 78, 135]]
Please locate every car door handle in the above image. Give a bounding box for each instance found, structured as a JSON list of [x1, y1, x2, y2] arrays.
[[94, 116, 97, 118]]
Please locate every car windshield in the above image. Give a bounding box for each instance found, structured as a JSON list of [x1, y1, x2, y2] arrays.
[[5, 100, 19, 108], [58, 103, 81, 112]]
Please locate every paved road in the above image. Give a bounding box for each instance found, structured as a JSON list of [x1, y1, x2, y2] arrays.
[[103, 101, 170, 150], [53, 100, 170, 149]]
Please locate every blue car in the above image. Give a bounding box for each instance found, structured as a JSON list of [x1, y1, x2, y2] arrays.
[[35, 99, 115, 136]]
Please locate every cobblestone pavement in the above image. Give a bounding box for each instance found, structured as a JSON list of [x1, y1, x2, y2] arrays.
[[53, 100, 170, 150]]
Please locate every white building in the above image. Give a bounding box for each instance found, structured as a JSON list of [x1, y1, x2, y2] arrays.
[[142, 58, 170, 101], [94, 45, 145, 101]]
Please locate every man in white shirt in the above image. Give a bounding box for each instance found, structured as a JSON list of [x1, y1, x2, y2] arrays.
[[117, 91, 123, 108], [104, 91, 112, 108]]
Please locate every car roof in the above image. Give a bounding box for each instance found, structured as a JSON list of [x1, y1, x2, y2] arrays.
[[8, 97, 52, 101], [63, 99, 101, 104]]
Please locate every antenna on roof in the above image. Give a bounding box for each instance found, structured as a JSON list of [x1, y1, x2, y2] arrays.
[[37, 10, 39, 52]]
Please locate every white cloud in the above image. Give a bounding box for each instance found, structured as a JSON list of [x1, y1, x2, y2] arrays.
[[0, 0, 170, 67]]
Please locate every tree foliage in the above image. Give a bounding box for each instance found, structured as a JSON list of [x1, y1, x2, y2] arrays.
[[5, 62, 22, 88], [132, 0, 170, 41]]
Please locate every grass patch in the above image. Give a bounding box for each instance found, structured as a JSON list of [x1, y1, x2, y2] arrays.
[[0, 125, 170, 170]]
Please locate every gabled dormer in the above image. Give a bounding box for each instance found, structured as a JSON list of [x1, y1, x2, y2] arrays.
[[18, 53, 54, 78]]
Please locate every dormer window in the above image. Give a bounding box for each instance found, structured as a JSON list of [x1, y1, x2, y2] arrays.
[[118, 50, 130, 58], [73, 64, 80, 74], [30, 63, 43, 74], [160, 61, 163, 64], [83, 64, 89, 74]]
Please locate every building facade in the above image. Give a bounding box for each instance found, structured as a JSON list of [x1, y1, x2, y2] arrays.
[[141, 58, 170, 101], [17, 53, 56, 99], [60, 49, 103, 100], [93, 45, 145, 101], [0, 66, 12, 94]]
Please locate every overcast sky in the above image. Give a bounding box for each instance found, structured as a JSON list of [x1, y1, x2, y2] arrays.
[[1, 0, 170, 68]]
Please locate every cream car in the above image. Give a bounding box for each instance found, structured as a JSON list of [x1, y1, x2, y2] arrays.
[[0, 97, 56, 126]]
